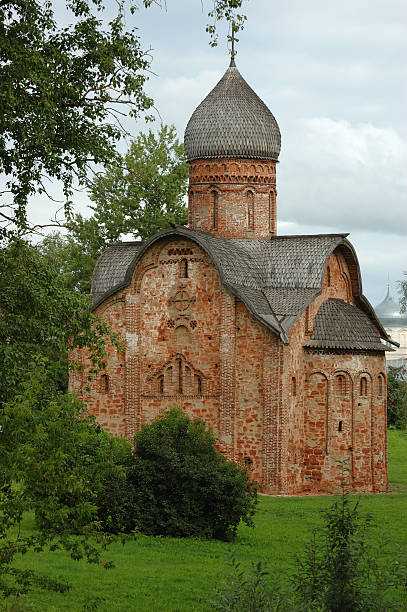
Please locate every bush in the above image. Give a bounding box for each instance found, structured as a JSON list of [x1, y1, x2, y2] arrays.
[[291, 486, 407, 611], [213, 465, 407, 611], [99, 407, 258, 540], [1, 361, 131, 534], [212, 551, 285, 612], [0, 361, 131, 599]]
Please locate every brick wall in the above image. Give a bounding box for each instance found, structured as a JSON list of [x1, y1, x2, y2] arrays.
[[279, 248, 388, 494], [188, 158, 277, 238], [70, 230, 388, 495]]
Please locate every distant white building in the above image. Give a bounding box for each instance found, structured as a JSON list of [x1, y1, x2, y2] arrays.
[[375, 286, 407, 366]]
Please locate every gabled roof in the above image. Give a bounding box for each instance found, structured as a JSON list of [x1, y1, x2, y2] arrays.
[[90, 226, 390, 347]]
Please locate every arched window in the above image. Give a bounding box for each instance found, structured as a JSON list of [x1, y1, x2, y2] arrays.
[[195, 374, 202, 395], [167, 366, 173, 384], [247, 191, 254, 229], [338, 420, 343, 432], [180, 258, 188, 278], [377, 374, 384, 396], [336, 374, 346, 396], [360, 376, 368, 396], [212, 191, 218, 229], [100, 374, 109, 393], [327, 265, 331, 287], [176, 358, 183, 394], [158, 375, 164, 394], [291, 376, 297, 397]]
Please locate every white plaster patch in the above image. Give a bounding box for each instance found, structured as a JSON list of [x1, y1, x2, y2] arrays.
[[126, 333, 139, 352]]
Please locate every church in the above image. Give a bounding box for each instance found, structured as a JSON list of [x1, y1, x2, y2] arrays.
[[70, 56, 394, 495]]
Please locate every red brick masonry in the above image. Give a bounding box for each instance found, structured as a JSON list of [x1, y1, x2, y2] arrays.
[[70, 237, 388, 495]]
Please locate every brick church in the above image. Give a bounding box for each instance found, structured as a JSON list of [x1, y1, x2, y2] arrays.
[[70, 57, 394, 495]]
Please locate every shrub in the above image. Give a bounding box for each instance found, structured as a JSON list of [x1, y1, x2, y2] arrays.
[[0, 361, 130, 599], [291, 471, 407, 611], [213, 465, 407, 611], [99, 407, 258, 540], [1, 361, 131, 534], [212, 551, 285, 612]]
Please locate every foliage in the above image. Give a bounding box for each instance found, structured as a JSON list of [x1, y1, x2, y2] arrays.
[[291, 473, 407, 611], [0, 363, 131, 598], [0, 0, 152, 238], [212, 551, 285, 612], [0, 239, 120, 405], [36, 125, 188, 295], [0, 0, 246, 238], [206, 0, 247, 50], [86, 125, 188, 242], [98, 407, 258, 540], [4, 434, 407, 612], [37, 231, 97, 295], [399, 272, 407, 313], [387, 365, 407, 429], [212, 461, 407, 612]]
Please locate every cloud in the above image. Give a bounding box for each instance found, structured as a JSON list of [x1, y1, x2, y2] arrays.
[[278, 117, 407, 234], [149, 70, 222, 131]]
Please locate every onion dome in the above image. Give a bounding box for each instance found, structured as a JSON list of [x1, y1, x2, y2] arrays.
[[375, 285, 407, 327], [184, 60, 281, 162]]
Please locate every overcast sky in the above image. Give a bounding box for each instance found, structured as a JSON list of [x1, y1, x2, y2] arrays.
[[32, 0, 407, 308]]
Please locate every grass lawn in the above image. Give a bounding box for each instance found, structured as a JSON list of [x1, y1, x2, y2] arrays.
[[10, 429, 407, 611]]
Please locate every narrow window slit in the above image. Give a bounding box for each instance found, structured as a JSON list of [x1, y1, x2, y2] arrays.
[[158, 375, 164, 394], [101, 374, 109, 394], [180, 258, 188, 278]]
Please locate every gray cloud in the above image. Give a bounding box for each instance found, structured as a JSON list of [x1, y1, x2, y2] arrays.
[[278, 117, 407, 235]]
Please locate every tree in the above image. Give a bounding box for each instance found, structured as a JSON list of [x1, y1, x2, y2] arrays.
[[98, 407, 258, 541], [0, 0, 246, 239], [37, 124, 188, 294], [0, 362, 131, 599], [37, 230, 97, 294], [400, 271, 407, 313], [86, 124, 189, 242], [0, 239, 120, 406], [387, 365, 407, 429], [63, 124, 188, 292]]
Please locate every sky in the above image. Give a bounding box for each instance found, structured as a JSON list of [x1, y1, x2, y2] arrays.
[[30, 0, 407, 308]]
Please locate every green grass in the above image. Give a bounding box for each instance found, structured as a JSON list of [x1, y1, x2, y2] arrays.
[[388, 428, 407, 491], [10, 430, 407, 611]]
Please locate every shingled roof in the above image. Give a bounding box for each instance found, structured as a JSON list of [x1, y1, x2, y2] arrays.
[[304, 299, 387, 351], [184, 62, 281, 162], [90, 226, 391, 349], [91, 242, 144, 305]]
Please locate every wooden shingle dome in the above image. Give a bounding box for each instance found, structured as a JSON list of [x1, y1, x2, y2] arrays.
[[184, 61, 281, 162]]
